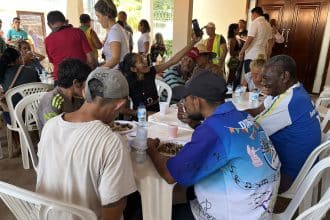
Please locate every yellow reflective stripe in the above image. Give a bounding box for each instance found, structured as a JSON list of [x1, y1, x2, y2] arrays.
[[51, 94, 64, 110], [212, 35, 223, 64], [43, 112, 58, 121]]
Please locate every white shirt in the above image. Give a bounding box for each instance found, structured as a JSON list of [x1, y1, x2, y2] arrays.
[[103, 24, 130, 67], [245, 16, 272, 60], [137, 32, 150, 53], [36, 115, 136, 219]]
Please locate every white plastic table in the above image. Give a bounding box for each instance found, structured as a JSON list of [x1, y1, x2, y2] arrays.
[[148, 105, 193, 131], [230, 92, 265, 111], [130, 122, 193, 220]]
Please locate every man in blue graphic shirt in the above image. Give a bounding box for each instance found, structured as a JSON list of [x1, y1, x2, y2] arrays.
[[147, 71, 281, 220], [249, 55, 321, 193]]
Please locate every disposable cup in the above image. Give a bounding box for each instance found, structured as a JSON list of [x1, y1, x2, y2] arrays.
[[159, 102, 169, 115], [168, 124, 178, 138]]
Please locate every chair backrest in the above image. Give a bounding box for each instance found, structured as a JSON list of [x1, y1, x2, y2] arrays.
[[0, 181, 97, 220], [273, 157, 330, 220], [321, 109, 330, 132], [295, 189, 330, 220], [279, 140, 330, 199], [14, 92, 47, 171], [155, 79, 172, 104], [5, 82, 52, 129]]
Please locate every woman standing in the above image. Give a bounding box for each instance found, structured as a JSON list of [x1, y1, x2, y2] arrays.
[[150, 33, 166, 62], [94, 0, 129, 68], [227, 23, 241, 84], [137, 19, 151, 55]]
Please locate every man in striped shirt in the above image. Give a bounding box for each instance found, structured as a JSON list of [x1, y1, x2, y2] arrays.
[[161, 47, 199, 101]]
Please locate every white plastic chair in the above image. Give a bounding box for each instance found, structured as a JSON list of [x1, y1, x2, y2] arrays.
[[5, 83, 51, 165], [14, 92, 47, 172], [279, 141, 330, 197], [0, 180, 97, 220], [279, 141, 330, 213], [295, 188, 330, 220], [273, 157, 330, 220], [315, 90, 330, 119], [155, 79, 172, 104]]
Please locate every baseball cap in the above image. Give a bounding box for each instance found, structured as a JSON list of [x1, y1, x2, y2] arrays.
[[182, 70, 227, 101], [185, 47, 199, 62], [79, 14, 92, 23], [85, 67, 129, 102]]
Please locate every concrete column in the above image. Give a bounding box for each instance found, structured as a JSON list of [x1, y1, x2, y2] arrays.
[[172, 0, 193, 54], [66, 0, 83, 27], [141, 0, 154, 40]]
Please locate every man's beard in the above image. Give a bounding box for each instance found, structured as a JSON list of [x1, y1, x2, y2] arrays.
[[188, 113, 204, 121]]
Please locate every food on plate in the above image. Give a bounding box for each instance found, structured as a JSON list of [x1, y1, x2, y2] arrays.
[[157, 142, 183, 156], [110, 122, 133, 132]]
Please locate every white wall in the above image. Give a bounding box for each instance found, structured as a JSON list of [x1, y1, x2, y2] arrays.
[[0, 0, 66, 37], [193, 0, 247, 41]]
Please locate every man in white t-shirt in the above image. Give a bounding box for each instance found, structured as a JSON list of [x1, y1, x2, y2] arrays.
[[36, 68, 137, 219], [239, 7, 272, 75]]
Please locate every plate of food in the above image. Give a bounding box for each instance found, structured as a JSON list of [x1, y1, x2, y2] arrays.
[[157, 141, 184, 157], [110, 120, 136, 135]]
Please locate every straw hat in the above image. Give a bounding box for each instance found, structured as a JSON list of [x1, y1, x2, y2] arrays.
[[196, 44, 216, 59]]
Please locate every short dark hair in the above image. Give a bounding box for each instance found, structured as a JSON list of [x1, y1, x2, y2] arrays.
[[251, 7, 263, 15], [57, 58, 91, 88], [47, 11, 66, 25], [264, 55, 297, 79], [12, 17, 20, 22], [263, 13, 270, 22], [0, 48, 21, 81], [94, 0, 117, 19], [79, 14, 91, 23], [118, 11, 127, 18], [139, 19, 150, 33]]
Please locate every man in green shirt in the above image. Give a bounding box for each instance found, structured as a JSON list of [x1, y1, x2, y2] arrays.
[[6, 17, 28, 47]]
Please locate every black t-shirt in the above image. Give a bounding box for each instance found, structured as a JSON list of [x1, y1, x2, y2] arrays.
[[125, 66, 159, 112]]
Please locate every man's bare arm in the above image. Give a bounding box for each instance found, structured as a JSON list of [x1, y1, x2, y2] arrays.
[[102, 197, 126, 220]]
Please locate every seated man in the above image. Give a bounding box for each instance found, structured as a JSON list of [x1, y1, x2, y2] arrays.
[[252, 55, 321, 192], [37, 58, 90, 130], [162, 47, 199, 101], [147, 70, 281, 220], [36, 68, 137, 219]]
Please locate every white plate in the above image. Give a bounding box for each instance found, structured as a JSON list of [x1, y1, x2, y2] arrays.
[[111, 120, 137, 135]]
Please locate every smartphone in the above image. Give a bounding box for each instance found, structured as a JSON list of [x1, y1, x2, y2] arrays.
[[192, 19, 203, 37]]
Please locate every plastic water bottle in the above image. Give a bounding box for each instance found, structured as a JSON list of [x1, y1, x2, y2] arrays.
[[233, 85, 242, 103], [137, 103, 147, 127], [250, 89, 260, 107], [133, 125, 148, 163]]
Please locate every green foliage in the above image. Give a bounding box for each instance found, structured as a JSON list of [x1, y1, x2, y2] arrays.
[[164, 40, 172, 56], [114, 0, 142, 32]]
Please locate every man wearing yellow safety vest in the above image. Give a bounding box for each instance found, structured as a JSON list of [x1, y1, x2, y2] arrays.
[[204, 22, 227, 71], [79, 14, 103, 62]]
